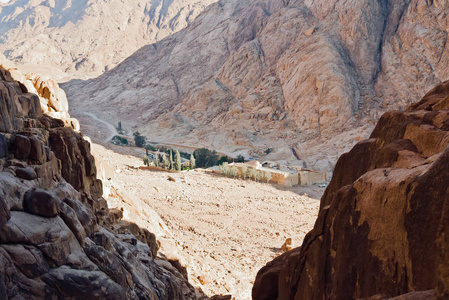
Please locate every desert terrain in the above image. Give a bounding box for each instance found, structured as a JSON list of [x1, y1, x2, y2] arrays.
[[76, 112, 324, 299]]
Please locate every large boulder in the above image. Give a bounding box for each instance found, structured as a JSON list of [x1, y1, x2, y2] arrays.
[[253, 81, 449, 299], [14, 134, 31, 160], [23, 189, 61, 218], [15, 166, 37, 180], [41, 268, 126, 299]]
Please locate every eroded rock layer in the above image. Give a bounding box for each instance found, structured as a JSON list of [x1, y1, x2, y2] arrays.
[[252, 81, 449, 299], [0, 59, 198, 299], [0, 0, 217, 80], [63, 0, 449, 171]]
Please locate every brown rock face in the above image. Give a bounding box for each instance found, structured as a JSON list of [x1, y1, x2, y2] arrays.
[[253, 81, 449, 299], [0, 65, 199, 298], [62, 0, 449, 171], [23, 189, 61, 217], [0, 0, 217, 80]]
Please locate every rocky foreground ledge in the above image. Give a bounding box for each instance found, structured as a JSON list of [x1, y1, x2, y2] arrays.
[[0, 57, 203, 299], [253, 81, 449, 299]]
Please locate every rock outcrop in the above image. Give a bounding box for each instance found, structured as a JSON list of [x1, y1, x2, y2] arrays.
[[0, 59, 199, 298], [0, 0, 217, 80], [252, 81, 449, 299], [61, 0, 449, 171]]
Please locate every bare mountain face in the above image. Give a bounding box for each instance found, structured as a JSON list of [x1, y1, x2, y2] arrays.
[[253, 80, 449, 300], [0, 0, 217, 80], [62, 0, 449, 172]]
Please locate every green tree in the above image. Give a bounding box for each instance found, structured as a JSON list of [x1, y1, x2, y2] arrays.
[[219, 162, 230, 176], [256, 170, 264, 182], [143, 155, 150, 166], [236, 155, 245, 163], [155, 152, 159, 167], [174, 150, 181, 171], [193, 148, 219, 168], [218, 156, 231, 165], [133, 131, 146, 147], [162, 154, 169, 169], [229, 166, 238, 178], [248, 168, 257, 181], [190, 154, 196, 169], [169, 150, 174, 170], [111, 135, 128, 145], [118, 121, 122, 132]]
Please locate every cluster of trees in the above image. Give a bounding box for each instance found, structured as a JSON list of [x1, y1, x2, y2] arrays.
[[111, 135, 128, 145], [143, 149, 196, 171], [219, 163, 272, 183], [193, 148, 245, 168], [140, 144, 246, 172], [134, 131, 146, 147]]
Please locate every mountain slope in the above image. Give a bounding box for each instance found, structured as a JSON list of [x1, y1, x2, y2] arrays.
[[252, 79, 449, 300], [0, 0, 217, 80], [63, 0, 449, 171]]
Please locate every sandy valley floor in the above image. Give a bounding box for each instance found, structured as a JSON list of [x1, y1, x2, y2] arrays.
[[77, 113, 324, 299]]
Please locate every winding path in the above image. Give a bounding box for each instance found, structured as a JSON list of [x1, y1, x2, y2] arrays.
[[79, 112, 237, 158], [81, 112, 118, 142]]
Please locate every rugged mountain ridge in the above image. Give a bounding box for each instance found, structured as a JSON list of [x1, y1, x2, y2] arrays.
[[63, 0, 449, 171], [0, 56, 202, 299], [252, 80, 449, 299], [0, 0, 217, 80]]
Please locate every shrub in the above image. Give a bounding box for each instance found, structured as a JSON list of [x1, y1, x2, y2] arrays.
[[264, 170, 272, 183], [193, 148, 219, 168], [111, 135, 128, 145], [218, 156, 232, 165], [133, 131, 146, 147], [229, 166, 238, 178], [236, 155, 245, 163], [241, 166, 248, 179], [265, 148, 273, 155], [256, 170, 264, 182], [180, 151, 190, 159], [145, 144, 158, 152], [219, 162, 230, 176], [248, 168, 257, 181]]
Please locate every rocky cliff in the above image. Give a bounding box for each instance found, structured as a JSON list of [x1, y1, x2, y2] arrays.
[[252, 80, 449, 299], [0, 0, 217, 80], [62, 0, 449, 171], [0, 56, 200, 299]]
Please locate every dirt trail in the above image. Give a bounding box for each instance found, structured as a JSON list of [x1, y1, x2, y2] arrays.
[[79, 112, 118, 142]]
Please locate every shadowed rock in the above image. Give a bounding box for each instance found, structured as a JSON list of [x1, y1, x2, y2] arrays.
[[14, 134, 30, 160], [253, 80, 449, 299], [15, 166, 37, 180], [23, 189, 61, 217], [0, 133, 7, 158], [0, 62, 199, 299]]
